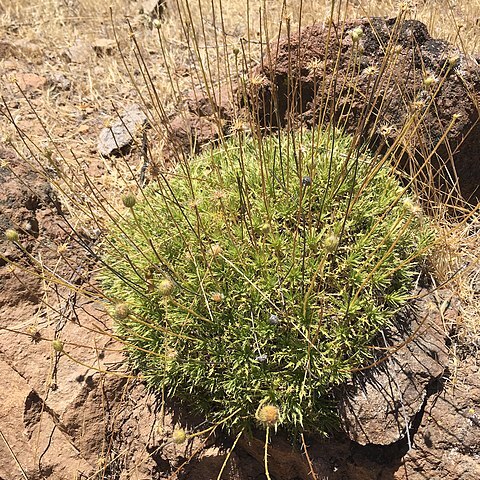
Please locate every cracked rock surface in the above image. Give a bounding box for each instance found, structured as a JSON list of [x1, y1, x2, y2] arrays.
[[339, 291, 452, 446]]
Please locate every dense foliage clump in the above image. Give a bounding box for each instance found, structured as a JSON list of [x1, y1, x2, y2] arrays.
[[101, 129, 433, 434]]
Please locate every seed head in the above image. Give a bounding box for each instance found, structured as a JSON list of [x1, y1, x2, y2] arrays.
[[57, 243, 69, 254], [402, 198, 423, 219], [379, 123, 396, 137], [363, 66, 378, 77], [423, 74, 437, 88], [349, 27, 364, 44], [324, 233, 339, 253], [52, 339, 64, 353], [5, 229, 19, 242], [256, 404, 280, 427], [249, 73, 267, 87], [122, 194, 137, 208], [211, 292, 224, 303], [172, 428, 187, 444], [114, 303, 130, 320], [209, 243, 223, 257], [158, 278, 175, 296], [152, 19, 162, 29], [306, 58, 322, 72]]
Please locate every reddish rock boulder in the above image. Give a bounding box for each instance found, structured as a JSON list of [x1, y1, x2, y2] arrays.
[[246, 17, 480, 205], [171, 18, 479, 205]]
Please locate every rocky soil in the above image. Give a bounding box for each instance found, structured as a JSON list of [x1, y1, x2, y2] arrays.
[[1, 10, 479, 480]]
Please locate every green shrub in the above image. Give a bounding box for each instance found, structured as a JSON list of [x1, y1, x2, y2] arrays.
[[101, 128, 433, 435]]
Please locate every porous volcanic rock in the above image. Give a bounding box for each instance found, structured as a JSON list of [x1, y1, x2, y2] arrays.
[[170, 18, 479, 205], [247, 17, 480, 204]]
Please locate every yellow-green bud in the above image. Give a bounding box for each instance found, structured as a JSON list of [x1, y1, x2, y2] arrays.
[[114, 303, 130, 320], [122, 194, 137, 208], [52, 339, 64, 353], [324, 233, 339, 253], [260, 223, 271, 234], [423, 75, 437, 88], [350, 26, 364, 44], [172, 428, 186, 444], [5, 229, 19, 242]]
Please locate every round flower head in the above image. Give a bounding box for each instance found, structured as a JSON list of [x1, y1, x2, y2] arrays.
[[5, 229, 19, 242], [172, 428, 186, 444], [114, 303, 130, 320], [158, 278, 175, 297], [52, 339, 64, 353], [256, 404, 280, 427], [324, 233, 339, 253], [350, 26, 364, 44], [122, 194, 137, 208]]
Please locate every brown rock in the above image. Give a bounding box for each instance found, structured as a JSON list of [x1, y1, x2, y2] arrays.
[[0, 359, 93, 480], [63, 39, 91, 64], [168, 111, 222, 156], [397, 362, 480, 480], [246, 18, 480, 204], [15, 72, 47, 91], [339, 290, 451, 446]]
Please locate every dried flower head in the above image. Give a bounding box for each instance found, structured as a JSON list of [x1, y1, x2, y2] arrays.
[[256, 404, 280, 427], [379, 124, 395, 137], [249, 73, 268, 87], [158, 278, 175, 296], [402, 198, 423, 219], [211, 292, 224, 303], [209, 244, 223, 257], [307, 58, 322, 72], [363, 66, 378, 76], [411, 100, 426, 111]]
